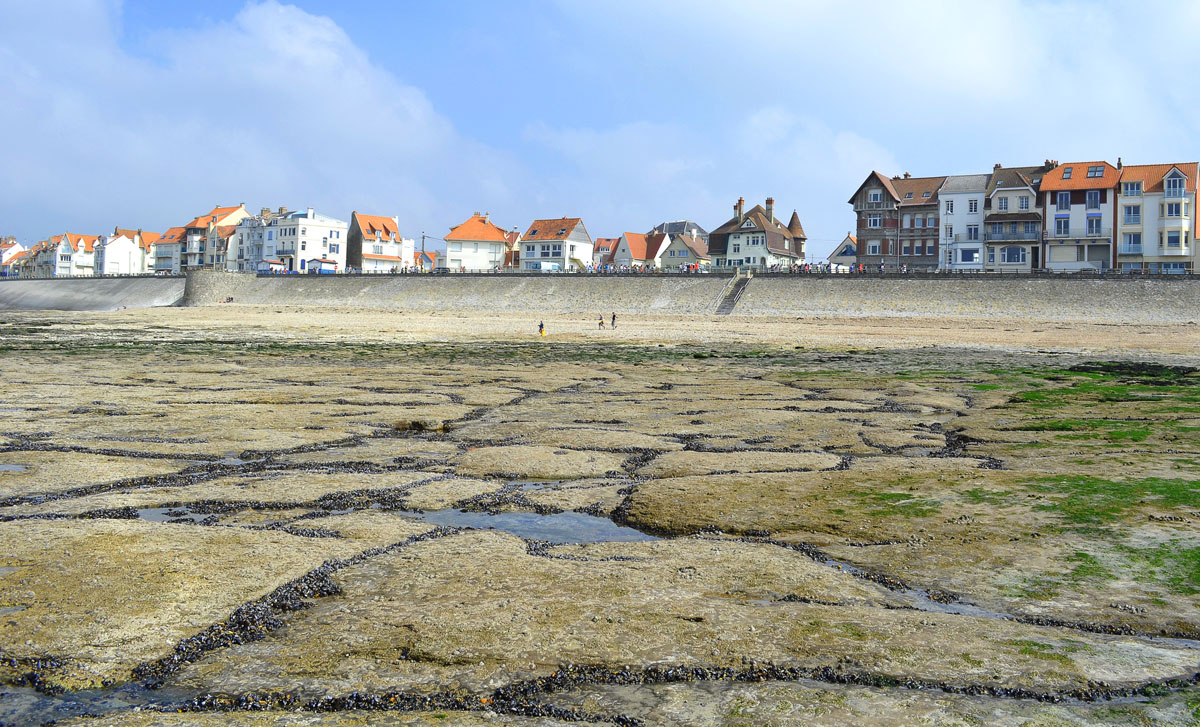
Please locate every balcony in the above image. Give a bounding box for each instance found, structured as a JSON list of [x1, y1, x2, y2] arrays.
[[1165, 188, 1186, 199], [952, 234, 982, 243], [984, 230, 1040, 241], [1047, 226, 1111, 240], [854, 200, 894, 211], [1118, 244, 1143, 255], [1159, 245, 1191, 256], [276, 247, 296, 256]]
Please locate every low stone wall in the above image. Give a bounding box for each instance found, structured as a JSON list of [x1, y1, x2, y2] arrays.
[[184, 271, 732, 314], [0, 276, 185, 311], [736, 275, 1199, 324]]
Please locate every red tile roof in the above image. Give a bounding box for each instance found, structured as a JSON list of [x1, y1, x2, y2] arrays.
[[415, 251, 436, 266], [183, 205, 244, 230], [674, 235, 709, 260], [523, 218, 582, 241], [158, 227, 186, 245], [1040, 161, 1120, 191], [621, 232, 669, 261], [353, 213, 400, 240], [446, 213, 511, 243], [1119, 162, 1198, 194], [64, 233, 102, 253]]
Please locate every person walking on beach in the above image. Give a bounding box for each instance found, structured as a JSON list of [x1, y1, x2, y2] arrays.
[[611, 312, 617, 329], [538, 320, 545, 336], [599, 315, 605, 330]]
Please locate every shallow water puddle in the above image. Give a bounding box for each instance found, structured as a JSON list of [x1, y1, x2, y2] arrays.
[[399, 508, 658, 544], [136, 507, 214, 524], [0, 464, 28, 473]]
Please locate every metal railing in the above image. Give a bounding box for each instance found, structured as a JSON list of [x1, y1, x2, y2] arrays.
[[1047, 227, 1111, 239], [854, 201, 894, 210], [985, 230, 1040, 241], [1118, 244, 1143, 255]]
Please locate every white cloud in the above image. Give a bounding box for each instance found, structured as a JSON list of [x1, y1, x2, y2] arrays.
[[0, 1, 525, 244]]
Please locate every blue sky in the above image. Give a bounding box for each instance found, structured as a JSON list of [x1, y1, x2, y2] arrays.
[[3, 0, 1199, 259]]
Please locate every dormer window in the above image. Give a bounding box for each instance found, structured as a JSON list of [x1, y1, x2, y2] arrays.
[[1165, 174, 1185, 198], [1123, 181, 1143, 196], [1086, 165, 1104, 178], [922, 191, 931, 198], [741, 220, 755, 228], [1061, 167, 1073, 179], [904, 192, 913, 199], [557, 228, 567, 236]]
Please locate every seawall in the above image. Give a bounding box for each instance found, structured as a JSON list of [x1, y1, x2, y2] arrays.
[[183, 272, 731, 314], [736, 275, 1198, 324], [0, 276, 185, 311]]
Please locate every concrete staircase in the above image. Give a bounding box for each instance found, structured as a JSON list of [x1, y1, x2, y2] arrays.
[[714, 274, 751, 315]]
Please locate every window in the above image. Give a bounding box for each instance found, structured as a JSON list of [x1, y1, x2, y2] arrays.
[[1024, 222, 1039, 235], [301, 228, 307, 235], [540, 244, 551, 257], [990, 222, 1003, 237], [945, 200, 954, 214], [1123, 181, 1142, 196], [1122, 233, 1142, 252], [373, 244, 383, 254], [867, 241, 881, 255], [961, 248, 979, 263], [1166, 202, 1182, 217], [1085, 190, 1100, 210], [1086, 165, 1104, 178], [1019, 196, 1030, 210], [59, 254, 71, 262], [1086, 217, 1102, 236], [732, 243, 740, 253], [902, 243, 911, 255], [944, 224, 953, 240], [1001, 246, 1026, 264], [1056, 192, 1070, 210], [1165, 176, 1185, 198], [678, 249, 688, 258], [915, 242, 925, 256], [902, 213, 911, 228], [988, 247, 996, 263], [923, 191, 931, 198], [1167, 231, 1181, 247], [998, 197, 1009, 212], [1055, 218, 1070, 236], [927, 215, 936, 227], [300, 242, 306, 251], [968, 199, 978, 213], [329, 243, 339, 254], [867, 214, 882, 228], [904, 192, 913, 199], [966, 225, 979, 241], [1124, 205, 1141, 224], [1061, 167, 1073, 179], [267, 231, 274, 240], [868, 190, 882, 203], [914, 217, 924, 228]]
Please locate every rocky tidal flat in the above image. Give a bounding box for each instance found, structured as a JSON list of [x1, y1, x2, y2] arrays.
[[0, 310, 1198, 726]]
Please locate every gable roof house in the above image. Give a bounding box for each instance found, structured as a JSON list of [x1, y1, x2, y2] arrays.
[[609, 232, 669, 268], [96, 227, 161, 275], [981, 162, 1054, 272], [848, 172, 945, 270], [519, 217, 593, 271], [442, 212, 520, 270], [708, 197, 805, 269], [650, 220, 710, 244], [346, 212, 415, 273], [592, 237, 619, 266], [829, 233, 857, 268], [658, 233, 710, 269]]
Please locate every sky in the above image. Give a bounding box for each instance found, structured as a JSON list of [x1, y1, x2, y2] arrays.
[[2, 0, 1199, 260]]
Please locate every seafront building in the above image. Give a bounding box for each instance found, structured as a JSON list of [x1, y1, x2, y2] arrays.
[[95, 228, 160, 275], [592, 237, 618, 266], [657, 233, 710, 269], [982, 164, 1051, 273], [346, 212, 415, 273], [180, 204, 250, 272], [847, 175, 941, 271], [1039, 161, 1119, 272], [938, 174, 990, 272], [608, 232, 669, 268], [520, 217, 594, 271], [442, 212, 519, 270], [708, 197, 805, 269], [1115, 162, 1196, 274]]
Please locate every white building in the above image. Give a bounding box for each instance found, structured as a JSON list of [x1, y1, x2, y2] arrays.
[[180, 204, 250, 272], [273, 208, 349, 273], [442, 212, 519, 270], [1116, 162, 1196, 274], [154, 227, 186, 274], [938, 174, 989, 271], [1040, 161, 1119, 272], [95, 228, 159, 275], [708, 197, 805, 269], [520, 217, 594, 271], [346, 212, 415, 273]]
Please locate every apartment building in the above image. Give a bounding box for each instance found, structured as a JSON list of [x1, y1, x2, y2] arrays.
[[346, 212, 415, 272], [1039, 161, 1119, 272], [179, 204, 250, 272], [443, 212, 519, 270], [982, 163, 1053, 273], [1116, 162, 1196, 274], [847, 173, 943, 270], [938, 174, 990, 271]]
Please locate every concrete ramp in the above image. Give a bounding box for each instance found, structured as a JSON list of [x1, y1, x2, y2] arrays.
[[0, 277, 186, 311]]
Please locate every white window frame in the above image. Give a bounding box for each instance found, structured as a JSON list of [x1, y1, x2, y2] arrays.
[[1019, 195, 1030, 210], [997, 197, 1009, 211], [944, 200, 954, 214], [968, 199, 979, 213], [867, 214, 882, 229]]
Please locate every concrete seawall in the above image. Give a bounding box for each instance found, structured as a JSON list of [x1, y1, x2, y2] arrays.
[[183, 272, 731, 314], [4, 272, 1195, 324], [737, 275, 1199, 324], [0, 276, 185, 311]]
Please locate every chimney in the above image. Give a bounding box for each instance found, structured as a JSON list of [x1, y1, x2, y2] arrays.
[[736, 197, 745, 222], [261, 207, 270, 216], [1117, 157, 1122, 170], [903, 172, 911, 179], [307, 207, 314, 218], [765, 197, 775, 223], [994, 163, 1002, 170]]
